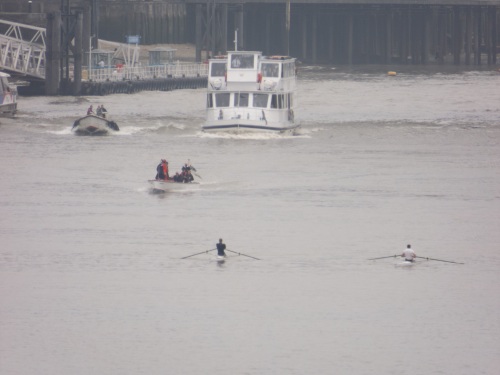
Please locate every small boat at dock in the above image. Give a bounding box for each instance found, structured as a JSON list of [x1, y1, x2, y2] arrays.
[[72, 114, 119, 135], [0, 72, 18, 116]]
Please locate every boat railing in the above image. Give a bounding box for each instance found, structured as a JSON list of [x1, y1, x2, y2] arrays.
[[86, 62, 208, 82], [220, 75, 295, 93]]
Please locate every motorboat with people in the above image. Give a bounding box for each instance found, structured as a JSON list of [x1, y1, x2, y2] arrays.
[[72, 115, 119, 135], [0, 72, 18, 116], [72, 106, 119, 135], [202, 38, 298, 134], [148, 159, 199, 193]]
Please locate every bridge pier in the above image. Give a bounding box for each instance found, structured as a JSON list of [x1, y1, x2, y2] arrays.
[[74, 11, 83, 95], [45, 12, 61, 95]]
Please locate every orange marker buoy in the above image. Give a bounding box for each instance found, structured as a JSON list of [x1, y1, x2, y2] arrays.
[[387, 71, 397, 76]]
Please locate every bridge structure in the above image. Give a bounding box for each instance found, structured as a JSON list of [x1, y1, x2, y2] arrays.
[[1, 0, 498, 95], [186, 0, 499, 65], [0, 15, 207, 96], [0, 19, 46, 80]]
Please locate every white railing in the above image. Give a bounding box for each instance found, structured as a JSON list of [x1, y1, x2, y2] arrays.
[[87, 62, 208, 82], [0, 19, 46, 78]]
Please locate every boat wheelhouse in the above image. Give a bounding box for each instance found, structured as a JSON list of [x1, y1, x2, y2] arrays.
[[0, 72, 18, 116], [203, 51, 298, 133]]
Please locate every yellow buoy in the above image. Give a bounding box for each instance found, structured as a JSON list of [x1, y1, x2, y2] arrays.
[[387, 71, 397, 76]]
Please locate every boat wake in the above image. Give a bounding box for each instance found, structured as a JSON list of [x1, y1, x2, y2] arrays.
[[47, 127, 74, 135], [113, 120, 187, 135]]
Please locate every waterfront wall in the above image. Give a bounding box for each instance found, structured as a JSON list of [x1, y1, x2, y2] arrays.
[[240, 3, 499, 65], [98, 1, 187, 44]]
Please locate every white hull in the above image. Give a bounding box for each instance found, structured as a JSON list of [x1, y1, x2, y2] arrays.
[[72, 115, 119, 135], [148, 179, 198, 192], [203, 119, 299, 134]]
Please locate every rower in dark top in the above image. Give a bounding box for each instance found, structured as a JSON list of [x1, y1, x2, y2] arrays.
[[182, 159, 196, 172], [216, 238, 226, 257], [182, 170, 194, 183]]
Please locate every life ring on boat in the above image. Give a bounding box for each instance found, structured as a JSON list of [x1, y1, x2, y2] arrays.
[[257, 72, 262, 83], [262, 80, 276, 91], [210, 78, 222, 90]]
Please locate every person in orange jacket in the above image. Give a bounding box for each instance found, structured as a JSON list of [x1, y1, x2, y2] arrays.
[[155, 159, 169, 180]]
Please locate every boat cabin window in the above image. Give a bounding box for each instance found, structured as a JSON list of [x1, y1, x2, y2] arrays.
[[253, 93, 268, 108], [231, 54, 255, 69], [207, 94, 213, 108], [235, 93, 249, 107], [215, 93, 230, 107], [271, 95, 277, 109], [261, 63, 279, 78], [211, 62, 226, 77], [0, 77, 10, 92], [271, 94, 286, 109], [282, 62, 295, 78]]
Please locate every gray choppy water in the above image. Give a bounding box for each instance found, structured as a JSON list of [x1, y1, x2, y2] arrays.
[[1, 66, 499, 375]]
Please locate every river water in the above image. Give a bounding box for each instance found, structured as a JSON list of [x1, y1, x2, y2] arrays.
[[1, 65, 499, 375]]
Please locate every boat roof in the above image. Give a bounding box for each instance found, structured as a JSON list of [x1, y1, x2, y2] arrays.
[[209, 52, 295, 62], [264, 55, 294, 60], [227, 51, 262, 55]]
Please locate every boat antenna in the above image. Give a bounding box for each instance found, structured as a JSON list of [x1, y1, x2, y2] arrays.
[[234, 29, 238, 51]]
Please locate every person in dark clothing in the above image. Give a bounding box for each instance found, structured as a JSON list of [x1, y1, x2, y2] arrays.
[[184, 170, 194, 183], [155, 159, 168, 180], [216, 238, 226, 256], [182, 159, 197, 172], [173, 172, 182, 182]]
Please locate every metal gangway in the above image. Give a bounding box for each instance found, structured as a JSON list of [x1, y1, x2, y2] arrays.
[[1, 18, 208, 88], [0, 19, 46, 79]]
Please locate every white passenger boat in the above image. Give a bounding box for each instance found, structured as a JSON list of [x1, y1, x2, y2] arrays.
[[72, 115, 119, 135], [203, 48, 298, 134], [0, 72, 18, 116]]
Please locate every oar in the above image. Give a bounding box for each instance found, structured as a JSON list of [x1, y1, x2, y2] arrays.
[[181, 248, 216, 259], [416, 256, 464, 264], [226, 249, 260, 260], [368, 255, 399, 260]]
